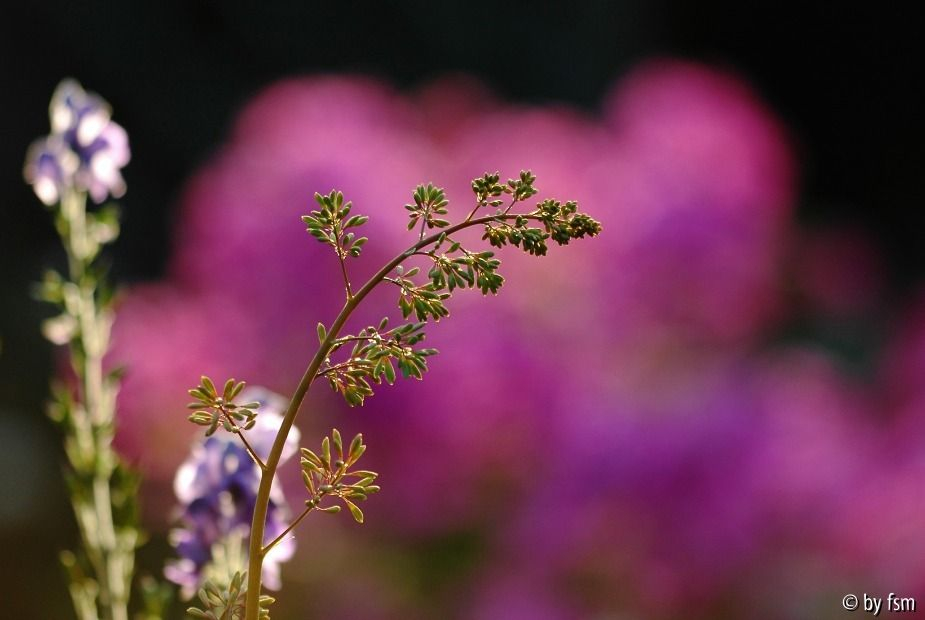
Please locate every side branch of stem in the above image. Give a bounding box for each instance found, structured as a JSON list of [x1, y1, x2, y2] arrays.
[[261, 506, 313, 556], [226, 413, 266, 470]]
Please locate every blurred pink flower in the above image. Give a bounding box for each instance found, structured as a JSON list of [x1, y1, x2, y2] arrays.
[[104, 59, 925, 620]]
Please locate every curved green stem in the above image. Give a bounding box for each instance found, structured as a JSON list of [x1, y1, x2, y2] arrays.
[[244, 212, 542, 618]]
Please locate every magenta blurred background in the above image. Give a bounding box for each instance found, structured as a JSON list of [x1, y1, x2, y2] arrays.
[[4, 4, 925, 619], [97, 61, 924, 619]]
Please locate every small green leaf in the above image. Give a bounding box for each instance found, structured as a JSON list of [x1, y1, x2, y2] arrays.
[[300, 448, 323, 467], [222, 378, 235, 400], [321, 436, 331, 469], [200, 376, 216, 396], [343, 498, 364, 523], [332, 428, 343, 459], [348, 434, 364, 464]]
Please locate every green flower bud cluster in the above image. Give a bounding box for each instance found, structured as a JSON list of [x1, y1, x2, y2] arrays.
[[405, 182, 450, 234], [319, 318, 434, 406], [187, 570, 274, 620], [299, 429, 380, 524], [302, 190, 369, 259], [187, 377, 262, 437]]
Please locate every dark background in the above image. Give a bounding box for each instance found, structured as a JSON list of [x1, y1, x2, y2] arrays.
[[1, 2, 922, 616]]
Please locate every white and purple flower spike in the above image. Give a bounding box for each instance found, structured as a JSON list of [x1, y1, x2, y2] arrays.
[[23, 79, 130, 204]]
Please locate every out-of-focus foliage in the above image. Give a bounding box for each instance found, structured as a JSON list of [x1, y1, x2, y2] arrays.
[[26, 80, 143, 620], [186, 570, 274, 620]]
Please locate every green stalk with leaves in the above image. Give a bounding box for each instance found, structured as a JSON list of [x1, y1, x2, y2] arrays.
[[182, 171, 601, 619], [38, 189, 139, 620]]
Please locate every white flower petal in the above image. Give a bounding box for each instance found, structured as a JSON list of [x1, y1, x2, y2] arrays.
[[33, 178, 59, 205], [77, 109, 109, 145]]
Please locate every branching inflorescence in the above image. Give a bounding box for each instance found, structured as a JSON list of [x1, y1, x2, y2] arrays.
[[182, 170, 601, 619]]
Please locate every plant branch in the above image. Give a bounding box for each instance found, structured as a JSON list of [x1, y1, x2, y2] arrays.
[[463, 202, 484, 223], [261, 505, 313, 556], [220, 408, 266, 470], [333, 220, 354, 299], [418, 209, 429, 241], [331, 335, 381, 347], [338, 254, 353, 299], [317, 360, 356, 378], [244, 211, 544, 619]]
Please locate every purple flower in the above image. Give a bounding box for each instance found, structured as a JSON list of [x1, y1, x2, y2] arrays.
[[24, 79, 130, 204], [23, 135, 78, 206], [464, 351, 873, 619], [165, 388, 300, 597]]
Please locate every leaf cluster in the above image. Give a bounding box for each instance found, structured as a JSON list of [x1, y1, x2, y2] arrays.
[[482, 217, 550, 256], [481, 199, 602, 257], [300, 429, 380, 524], [388, 244, 502, 320], [470, 170, 538, 206], [187, 376, 261, 437], [302, 190, 369, 258], [405, 183, 449, 233], [186, 571, 273, 620], [394, 275, 452, 322], [320, 318, 436, 406], [470, 172, 506, 206], [532, 198, 603, 245], [48, 378, 120, 475], [507, 170, 539, 202], [425, 247, 505, 295], [35, 268, 116, 351]]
